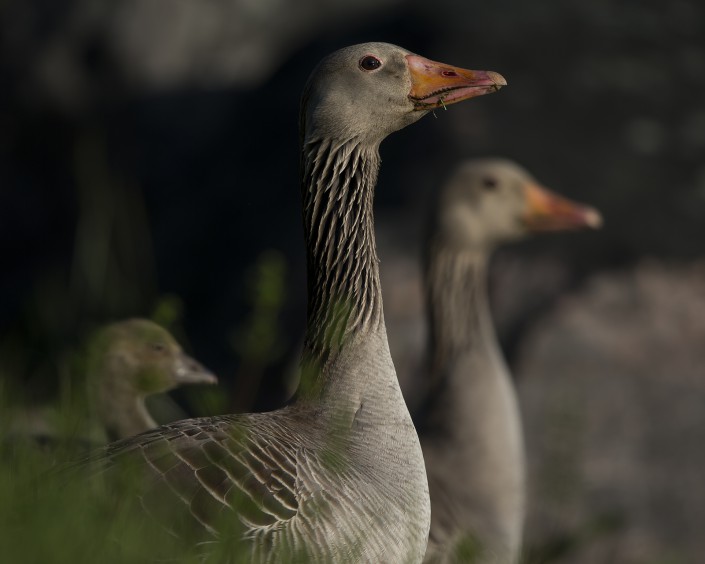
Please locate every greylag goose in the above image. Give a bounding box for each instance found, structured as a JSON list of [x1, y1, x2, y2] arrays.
[[89, 43, 506, 562], [87, 318, 218, 441], [418, 159, 601, 563]]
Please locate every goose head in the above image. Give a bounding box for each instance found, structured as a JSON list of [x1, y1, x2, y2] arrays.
[[433, 158, 602, 252], [301, 42, 506, 145], [92, 319, 217, 400]]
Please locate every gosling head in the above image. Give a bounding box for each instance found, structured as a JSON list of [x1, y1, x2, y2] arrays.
[[90, 318, 217, 399]]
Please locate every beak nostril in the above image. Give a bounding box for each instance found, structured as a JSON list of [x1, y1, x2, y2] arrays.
[[441, 70, 458, 77]]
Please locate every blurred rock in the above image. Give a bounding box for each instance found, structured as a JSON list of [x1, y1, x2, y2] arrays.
[[377, 213, 427, 408], [109, 0, 403, 90], [517, 260, 705, 563], [1, 0, 403, 111]]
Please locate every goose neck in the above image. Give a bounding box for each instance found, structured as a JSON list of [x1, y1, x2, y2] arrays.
[[297, 136, 387, 402], [426, 247, 493, 371]]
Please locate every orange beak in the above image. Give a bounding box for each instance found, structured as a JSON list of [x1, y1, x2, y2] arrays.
[[406, 54, 506, 110], [522, 182, 603, 232]]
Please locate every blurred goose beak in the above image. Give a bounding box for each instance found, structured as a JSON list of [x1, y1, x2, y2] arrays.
[[174, 353, 218, 385], [406, 54, 506, 110], [522, 182, 603, 231]]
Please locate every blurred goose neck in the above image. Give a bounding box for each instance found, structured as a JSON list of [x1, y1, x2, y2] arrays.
[[427, 248, 494, 372]]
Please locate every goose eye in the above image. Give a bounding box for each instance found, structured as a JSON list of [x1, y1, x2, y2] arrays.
[[359, 55, 382, 71], [482, 177, 498, 190], [151, 342, 166, 353]]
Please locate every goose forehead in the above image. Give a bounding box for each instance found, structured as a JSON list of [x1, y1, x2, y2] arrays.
[[316, 42, 411, 73], [338, 42, 410, 58]]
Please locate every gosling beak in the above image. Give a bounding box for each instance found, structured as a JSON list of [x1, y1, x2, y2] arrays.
[[522, 182, 603, 232], [406, 54, 506, 110], [174, 353, 218, 386]]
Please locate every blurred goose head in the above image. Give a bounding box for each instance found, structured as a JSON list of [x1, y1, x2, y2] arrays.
[[431, 158, 602, 252]]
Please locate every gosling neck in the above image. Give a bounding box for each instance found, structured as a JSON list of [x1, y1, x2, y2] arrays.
[[99, 381, 156, 441]]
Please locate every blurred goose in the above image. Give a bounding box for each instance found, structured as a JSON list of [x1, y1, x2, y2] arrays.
[[87, 318, 217, 441], [418, 159, 601, 563], [90, 43, 506, 562]]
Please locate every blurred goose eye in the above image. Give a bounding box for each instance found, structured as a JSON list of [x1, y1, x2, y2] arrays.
[[482, 177, 498, 191], [359, 55, 382, 71], [151, 342, 166, 353]]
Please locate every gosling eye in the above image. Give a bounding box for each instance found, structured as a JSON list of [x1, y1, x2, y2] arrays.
[[150, 342, 167, 353], [359, 55, 382, 72], [482, 176, 498, 191]]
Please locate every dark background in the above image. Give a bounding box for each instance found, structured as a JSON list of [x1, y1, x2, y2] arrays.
[[1, 1, 704, 562]]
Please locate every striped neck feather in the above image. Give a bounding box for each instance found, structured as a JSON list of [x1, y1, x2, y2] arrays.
[[298, 136, 384, 397]]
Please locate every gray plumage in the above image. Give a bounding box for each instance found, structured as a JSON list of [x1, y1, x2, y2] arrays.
[[87, 44, 506, 562], [419, 159, 601, 563]]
